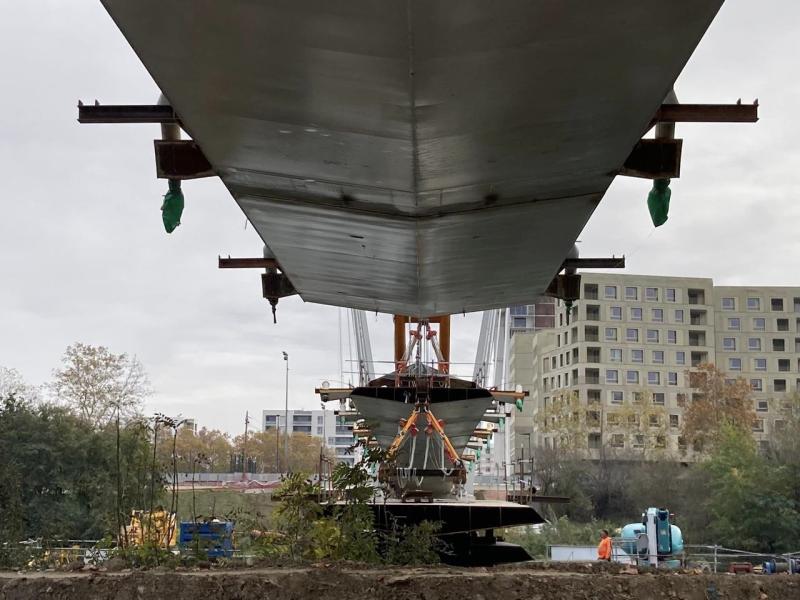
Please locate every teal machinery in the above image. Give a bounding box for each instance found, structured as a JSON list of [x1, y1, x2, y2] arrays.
[[619, 508, 684, 568]]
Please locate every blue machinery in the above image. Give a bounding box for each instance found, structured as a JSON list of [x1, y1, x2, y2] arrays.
[[619, 508, 684, 568]]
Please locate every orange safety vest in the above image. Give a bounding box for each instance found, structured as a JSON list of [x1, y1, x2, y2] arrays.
[[597, 537, 612, 560]]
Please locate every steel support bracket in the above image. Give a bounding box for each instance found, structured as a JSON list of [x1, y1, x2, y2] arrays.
[[154, 140, 214, 180], [619, 138, 682, 179]]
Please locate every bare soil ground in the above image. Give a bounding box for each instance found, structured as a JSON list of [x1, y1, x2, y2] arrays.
[[1, 562, 797, 600]]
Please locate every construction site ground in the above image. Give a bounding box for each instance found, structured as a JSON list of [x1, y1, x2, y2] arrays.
[[1, 562, 797, 600]]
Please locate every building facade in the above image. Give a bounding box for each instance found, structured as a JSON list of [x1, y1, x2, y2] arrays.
[[508, 273, 799, 458], [262, 409, 356, 465]]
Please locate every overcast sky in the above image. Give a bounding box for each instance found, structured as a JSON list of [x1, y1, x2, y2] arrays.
[[1, 1, 797, 435]]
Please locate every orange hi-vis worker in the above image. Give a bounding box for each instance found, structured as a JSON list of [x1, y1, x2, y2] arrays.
[[597, 529, 612, 561]]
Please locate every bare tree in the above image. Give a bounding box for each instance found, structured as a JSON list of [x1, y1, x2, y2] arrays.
[[0, 366, 40, 402], [51, 343, 150, 428]]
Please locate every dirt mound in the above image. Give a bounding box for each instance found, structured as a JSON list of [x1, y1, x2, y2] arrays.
[[1, 565, 797, 600]]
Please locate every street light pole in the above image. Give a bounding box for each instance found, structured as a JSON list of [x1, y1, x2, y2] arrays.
[[282, 351, 289, 473]]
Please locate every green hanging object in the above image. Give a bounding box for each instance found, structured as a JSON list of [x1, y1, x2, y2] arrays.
[[647, 178, 671, 227], [161, 179, 184, 233], [498, 416, 505, 432], [476, 449, 481, 460], [515, 398, 524, 412]]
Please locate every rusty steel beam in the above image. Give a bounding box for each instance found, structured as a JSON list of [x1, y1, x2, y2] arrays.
[[78, 103, 181, 124], [562, 257, 625, 270], [651, 102, 758, 126], [218, 257, 279, 269]]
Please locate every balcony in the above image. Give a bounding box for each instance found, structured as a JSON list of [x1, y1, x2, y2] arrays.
[[585, 326, 599, 342], [586, 305, 600, 321], [688, 331, 706, 347], [584, 369, 600, 385], [688, 289, 706, 305], [586, 347, 601, 363], [690, 310, 708, 326], [691, 351, 709, 367]]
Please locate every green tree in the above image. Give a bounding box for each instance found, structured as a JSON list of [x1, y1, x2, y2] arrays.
[[0, 393, 158, 544], [702, 424, 799, 552]]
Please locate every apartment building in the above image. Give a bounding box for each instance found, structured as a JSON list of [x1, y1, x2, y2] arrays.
[[509, 274, 800, 458], [262, 409, 356, 465], [712, 287, 800, 444]]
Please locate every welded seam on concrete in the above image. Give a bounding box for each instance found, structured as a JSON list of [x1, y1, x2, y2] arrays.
[[406, 0, 422, 313]]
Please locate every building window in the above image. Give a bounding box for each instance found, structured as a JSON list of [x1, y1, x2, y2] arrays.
[[610, 306, 622, 320], [605, 327, 618, 341], [778, 358, 790, 372], [667, 330, 677, 344], [756, 399, 768, 412], [631, 307, 643, 321], [653, 350, 664, 364], [721, 297, 735, 311], [723, 337, 736, 351], [649, 414, 662, 427], [773, 338, 786, 352], [625, 286, 638, 300], [606, 370, 619, 384], [753, 419, 764, 432], [584, 283, 599, 299], [652, 392, 665, 405], [647, 329, 659, 343], [670, 414, 679, 428], [755, 358, 767, 371], [646, 287, 659, 301], [668, 372, 678, 386], [633, 434, 645, 448], [609, 348, 623, 362], [777, 318, 789, 332], [631, 349, 644, 363], [610, 434, 625, 448], [674, 309, 684, 323], [632, 391, 644, 404], [753, 317, 766, 331], [771, 298, 784, 312], [648, 371, 660, 385], [627, 370, 640, 384], [605, 285, 617, 299], [774, 379, 787, 392], [747, 297, 761, 311], [652, 308, 664, 322], [627, 328, 639, 342], [676, 393, 687, 407], [611, 390, 624, 404], [728, 318, 740, 331], [729, 357, 742, 371], [750, 379, 763, 391], [676, 351, 685, 365], [666, 288, 676, 302], [748, 337, 761, 351]]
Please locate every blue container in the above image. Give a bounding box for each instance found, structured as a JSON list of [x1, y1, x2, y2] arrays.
[[179, 521, 234, 558]]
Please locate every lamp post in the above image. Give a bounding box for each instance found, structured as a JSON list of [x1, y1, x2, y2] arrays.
[[282, 351, 289, 473], [275, 415, 281, 475]]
